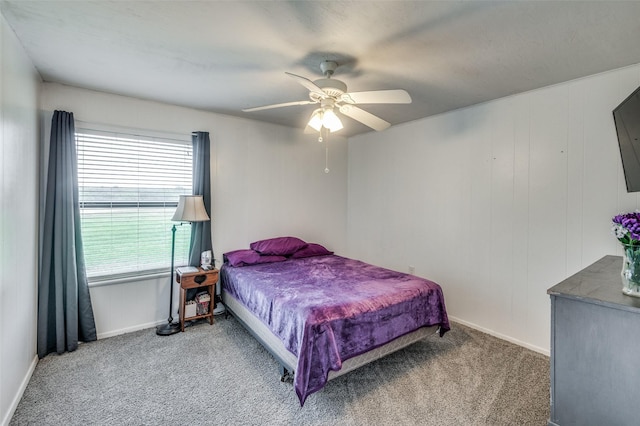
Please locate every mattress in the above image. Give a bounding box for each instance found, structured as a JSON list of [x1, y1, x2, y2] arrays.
[[221, 254, 450, 405]]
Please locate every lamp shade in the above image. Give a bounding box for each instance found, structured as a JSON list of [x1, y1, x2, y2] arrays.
[[172, 195, 210, 222], [322, 109, 343, 132], [308, 109, 323, 132]]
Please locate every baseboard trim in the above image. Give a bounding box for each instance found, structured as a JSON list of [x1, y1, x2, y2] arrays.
[[96, 319, 166, 340], [2, 354, 38, 426], [448, 315, 550, 357]]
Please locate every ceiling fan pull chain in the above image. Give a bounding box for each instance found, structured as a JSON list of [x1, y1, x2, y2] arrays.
[[318, 126, 328, 142], [324, 131, 330, 174]]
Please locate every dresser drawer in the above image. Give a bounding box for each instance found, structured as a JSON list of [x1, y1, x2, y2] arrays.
[[177, 270, 219, 289]]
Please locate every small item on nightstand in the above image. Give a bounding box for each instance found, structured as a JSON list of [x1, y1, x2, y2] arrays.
[[195, 291, 211, 315], [176, 266, 198, 274], [201, 250, 213, 270], [184, 300, 197, 318]]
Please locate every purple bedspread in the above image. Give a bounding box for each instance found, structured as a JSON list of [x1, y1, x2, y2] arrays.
[[220, 255, 450, 405]]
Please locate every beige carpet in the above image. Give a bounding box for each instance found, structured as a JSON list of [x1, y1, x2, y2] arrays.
[[10, 317, 549, 425]]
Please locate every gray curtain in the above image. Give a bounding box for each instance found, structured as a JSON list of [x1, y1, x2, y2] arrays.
[[188, 131, 212, 266], [38, 110, 97, 358]]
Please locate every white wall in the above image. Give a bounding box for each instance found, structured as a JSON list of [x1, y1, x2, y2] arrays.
[[40, 83, 348, 339], [348, 64, 640, 354], [0, 12, 41, 426]]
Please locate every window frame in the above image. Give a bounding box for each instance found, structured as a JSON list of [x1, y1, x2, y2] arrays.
[[74, 122, 193, 284]]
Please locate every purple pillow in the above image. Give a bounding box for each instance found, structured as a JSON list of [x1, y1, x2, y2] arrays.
[[290, 243, 334, 259], [224, 249, 286, 267], [249, 236, 307, 256]]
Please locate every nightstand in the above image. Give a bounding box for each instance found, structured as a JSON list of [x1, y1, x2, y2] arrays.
[[176, 267, 219, 332]]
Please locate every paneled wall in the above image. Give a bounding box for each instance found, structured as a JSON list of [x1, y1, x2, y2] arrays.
[[40, 83, 348, 339], [0, 13, 41, 426], [347, 64, 640, 354]]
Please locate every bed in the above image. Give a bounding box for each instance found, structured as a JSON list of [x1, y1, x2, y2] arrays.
[[220, 238, 450, 406]]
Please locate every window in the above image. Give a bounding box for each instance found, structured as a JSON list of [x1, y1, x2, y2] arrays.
[[75, 127, 192, 280]]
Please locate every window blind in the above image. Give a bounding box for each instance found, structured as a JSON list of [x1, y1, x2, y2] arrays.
[[75, 128, 193, 280]]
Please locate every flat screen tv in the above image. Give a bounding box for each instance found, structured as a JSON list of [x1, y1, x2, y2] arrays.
[[614, 85, 640, 193]]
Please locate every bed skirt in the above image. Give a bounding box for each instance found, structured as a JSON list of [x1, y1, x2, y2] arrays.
[[222, 290, 440, 383]]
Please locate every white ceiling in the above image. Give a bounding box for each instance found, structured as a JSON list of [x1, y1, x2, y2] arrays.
[[2, 1, 640, 137]]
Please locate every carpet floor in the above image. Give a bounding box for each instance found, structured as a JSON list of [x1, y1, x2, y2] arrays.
[[10, 317, 549, 425]]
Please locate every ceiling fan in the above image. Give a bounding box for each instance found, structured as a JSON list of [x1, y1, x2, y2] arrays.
[[242, 61, 412, 133]]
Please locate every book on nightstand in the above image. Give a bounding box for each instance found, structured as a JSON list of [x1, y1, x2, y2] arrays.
[[195, 292, 210, 315], [184, 300, 197, 318], [176, 266, 199, 274]]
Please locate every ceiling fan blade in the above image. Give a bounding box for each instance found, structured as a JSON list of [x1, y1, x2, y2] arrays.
[[242, 100, 316, 112], [341, 89, 412, 105], [285, 72, 325, 95], [339, 105, 390, 131]]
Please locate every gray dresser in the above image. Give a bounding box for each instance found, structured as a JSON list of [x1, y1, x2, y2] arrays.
[[548, 255, 640, 426]]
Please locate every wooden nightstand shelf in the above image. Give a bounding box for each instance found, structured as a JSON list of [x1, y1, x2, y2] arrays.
[[176, 267, 219, 332]]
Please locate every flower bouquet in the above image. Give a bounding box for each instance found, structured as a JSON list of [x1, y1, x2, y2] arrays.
[[612, 212, 640, 297]]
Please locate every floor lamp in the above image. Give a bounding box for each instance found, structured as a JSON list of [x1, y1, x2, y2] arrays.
[[156, 195, 210, 336]]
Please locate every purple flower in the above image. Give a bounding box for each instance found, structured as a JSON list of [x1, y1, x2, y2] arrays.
[[613, 212, 640, 244]]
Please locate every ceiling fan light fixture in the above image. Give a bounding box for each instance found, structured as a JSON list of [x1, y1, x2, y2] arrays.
[[322, 108, 343, 132], [307, 108, 343, 132], [308, 109, 323, 132]]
